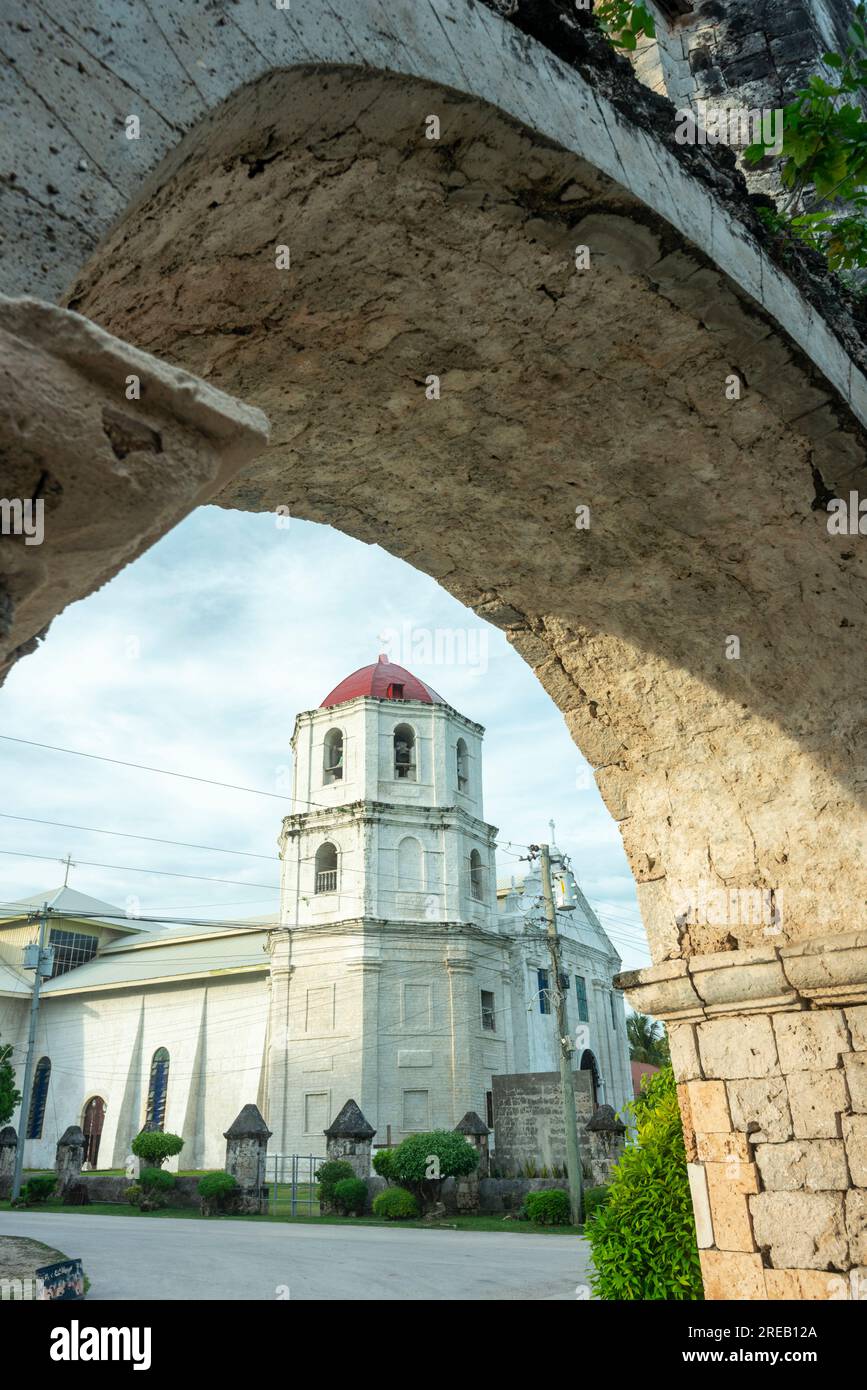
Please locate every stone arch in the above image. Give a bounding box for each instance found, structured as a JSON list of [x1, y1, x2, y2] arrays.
[[580, 1048, 603, 1108], [397, 835, 424, 893]]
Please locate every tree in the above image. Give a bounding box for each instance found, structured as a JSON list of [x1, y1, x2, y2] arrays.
[[626, 1012, 669, 1067], [390, 1130, 479, 1211], [131, 1130, 184, 1168], [0, 1037, 21, 1126]]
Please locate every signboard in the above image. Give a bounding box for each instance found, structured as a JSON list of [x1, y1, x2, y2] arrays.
[[36, 1258, 85, 1301]]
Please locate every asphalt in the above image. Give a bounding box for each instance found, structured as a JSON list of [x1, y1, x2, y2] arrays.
[[0, 1211, 593, 1301]]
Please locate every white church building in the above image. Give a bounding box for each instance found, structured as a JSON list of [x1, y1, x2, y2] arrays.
[[0, 656, 631, 1171]]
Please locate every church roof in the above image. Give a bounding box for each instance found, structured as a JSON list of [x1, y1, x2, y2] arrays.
[[0, 885, 146, 934], [320, 653, 445, 709]]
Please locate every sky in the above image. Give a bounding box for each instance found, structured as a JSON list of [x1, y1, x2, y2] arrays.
[[0, 508, 649, 971]]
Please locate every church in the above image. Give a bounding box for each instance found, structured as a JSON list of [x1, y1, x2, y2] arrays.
[[0, 656, 631, 1171]]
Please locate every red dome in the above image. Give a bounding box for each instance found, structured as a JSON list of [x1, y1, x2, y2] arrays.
[[321, 654, 446, 708]]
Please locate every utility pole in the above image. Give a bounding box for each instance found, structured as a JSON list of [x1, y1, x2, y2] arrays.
[[11, 903, 53, 1202], [539, 845, 584, 1227]]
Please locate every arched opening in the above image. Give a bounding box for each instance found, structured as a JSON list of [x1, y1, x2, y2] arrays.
[[580, 1048, 603, 1108], [323, 727, 343, 784], [397, 836, 423, 893], [393, 724, 416, 782], [469, 849, 485, 902], [26, 1056, 51, 1139], [456, 738, 469, 794], [82, 1095, 106, 1168], [314, 841, 338, 894], [145, 1047, 170, 1131]]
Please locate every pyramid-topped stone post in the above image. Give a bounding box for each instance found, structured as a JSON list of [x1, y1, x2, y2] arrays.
[[0, 1126, 17, 1199], [224, 1104, 272, 1214], [324, 1100, 376, 1179], [584, 1105, 626, 1187], [455, 1110, 491, 1177], [55, 1125, 86, 1192]]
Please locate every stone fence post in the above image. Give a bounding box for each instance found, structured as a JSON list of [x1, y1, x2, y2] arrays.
[[0, 1126, 17, 1199], [584, 1105, 626, 1187], [455, 1111, 491, 1177], [55, 1126, 86, 1193], [224, 1104, 272, 1214], [324, 1100, 376, 1178]]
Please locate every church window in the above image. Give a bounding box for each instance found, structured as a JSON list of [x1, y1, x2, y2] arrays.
[[48, 928, 98, 977], [27, 1056, 51, 1139], [323, 728, 343, 783], [485, 1090, 494, 1130], [610, 991, 618, 1028], [537, 967, 551, 1015], [575, 975, 589, 1023], [82, 1096, 106, 1168], [397, 836, 423, 892], [480, 989, 496, 1031], [387, 682, 404, 699], [469, 849, 484, 901], [393, 724, 416, 780], [145, 1048, 170, 1130], [315, 841, 338, 894], [456, 738, 469, 792]]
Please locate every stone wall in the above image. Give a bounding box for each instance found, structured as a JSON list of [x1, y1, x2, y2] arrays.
[[491, 1070, 595, 1176]]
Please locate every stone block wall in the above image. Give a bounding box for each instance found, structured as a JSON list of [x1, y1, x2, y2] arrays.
[[491, 1070, 595, 1176]]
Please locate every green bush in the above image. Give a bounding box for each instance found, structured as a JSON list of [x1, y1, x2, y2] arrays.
[[583, 1185, 610, 1220], [390, 1130, 479, 1210], [333, 1177, 367, 1215], [316, 1160, 355, 1206], [131, 1130, 184, 1168], [373, 1186, 419, 1220], [132, 1166, 175, 1211], [22, 1174, 57, 1205], [139, 1166, 175, 1193], [125, 1183, 142, 1207], [372, 1148, 395, 1183], [586, 1067, 703, 1300], [524, 1189, 571, 1226], [198, 1170, 239, 1214]]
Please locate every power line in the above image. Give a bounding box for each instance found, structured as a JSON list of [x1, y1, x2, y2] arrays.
[[0, 813, 279, 862], [0, 848, 280, 892]]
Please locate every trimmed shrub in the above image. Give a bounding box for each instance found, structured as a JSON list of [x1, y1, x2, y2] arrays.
[[390, 1130, 479, 1210], [524, 1189, 571, 1226], [316, 1159, 355, 1207], [586, 1067, 703, 1300], [131, 1130, 184, 1168], [134, 1166, 175, 1211], [333, 1177, 367, 1216], [198, 1170, 239, 1215], [22, 1174, 56, 1205], [583, 1185, 610, 1220], [372, 1186, 419, 1221], [372, 1147, 395, 1183], [125, 1183, 143, 1208]]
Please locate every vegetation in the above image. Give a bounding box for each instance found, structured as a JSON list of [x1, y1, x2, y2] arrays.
[[746, 5, 867, 274], [522, 1189, 571, 1227], [595, 0, 656, 51], [0, 1036, 20, 1126], [131, 1130, 184, 1168], [586, 1067, 703, 1300], [583, 1184, 610, 1220], [332, 1177, 368, 1216], [127, 1166, 177, 1211], [372, 1186, 419, 1220], [315, 1159, 355, 1207], [372, 1148, 396, 1183], [198, 1171, 240, 1214], [20, 1174, 57, 1205], [627, 1012, 670, 1067], [389, 1130, 479, 1211]]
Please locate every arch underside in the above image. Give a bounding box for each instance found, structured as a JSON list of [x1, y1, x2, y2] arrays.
[[41, 62, 866, 958]]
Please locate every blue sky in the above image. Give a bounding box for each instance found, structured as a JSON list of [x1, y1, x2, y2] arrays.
[[0, 508, 649, 970]]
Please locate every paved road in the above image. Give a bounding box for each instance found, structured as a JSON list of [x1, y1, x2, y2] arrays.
[[0, 1212, 593, 1300]]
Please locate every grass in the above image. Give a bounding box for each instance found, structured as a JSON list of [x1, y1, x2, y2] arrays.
[[0, 1199, 582, 1234]]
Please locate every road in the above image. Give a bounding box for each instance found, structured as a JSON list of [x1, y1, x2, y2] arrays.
[[0, 1212, 593, 1300]]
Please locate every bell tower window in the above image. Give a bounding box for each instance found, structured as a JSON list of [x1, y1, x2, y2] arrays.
[[456, 738, 469, 793], [469, 849, 485, 902], [315, 841, 339, 894], [323, 728, 343, 783], [393, 724, 416, 781]]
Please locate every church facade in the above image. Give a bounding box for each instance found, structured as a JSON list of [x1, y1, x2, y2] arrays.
[[0, 657, 631, 1171]]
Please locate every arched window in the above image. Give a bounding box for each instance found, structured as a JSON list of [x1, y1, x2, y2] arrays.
[[580, 1049, 603, 1108], [26, 1056, 51, 1139], [323, 728, 343, 784], [469, 849, 485, 902], [393, 724, 416, 781], [82, 1096, 106, 1168], [397, 836, 423, 892], [315, 841, 338, 894], [456, 738, 469, 792], [145, 1048, 170, 1131]]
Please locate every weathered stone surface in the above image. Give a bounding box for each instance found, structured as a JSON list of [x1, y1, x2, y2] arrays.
[[754, 1140, 849, 1192], [705, 1160, 758, 1252], [699, 1250, 766, 1301], [788, 1070, 848, 1140], [750, 1192, 848, 1270], [696, 1132, 751, 1164], [697, 1017, 779, 1080], [845, 1190, 867, 1263], [773, 1011, 850, 1073], [727, 1077, 793, 1143], [668, 1024, 702, 1082], [765, 1268, 850, 1300], [687, 1162, 714, 1249], [847, 1008, 867, 1052], [845, 1055, 867, 1113], [843, 1114, 867, 1186], [677, 1084, 698, 1163], [686, 1080, 731, 1134]]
